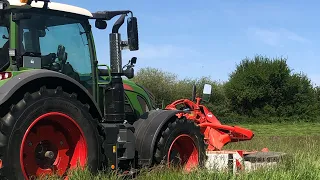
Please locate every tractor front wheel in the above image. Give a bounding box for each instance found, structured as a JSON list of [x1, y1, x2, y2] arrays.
[[154, 118, 207, 171], [0, 86, 104, 180]]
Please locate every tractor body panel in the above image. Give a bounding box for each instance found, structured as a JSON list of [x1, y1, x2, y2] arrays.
[[0, 79, 9, 86], [5, 0, 93, 17], [0, 69, 103, 117]]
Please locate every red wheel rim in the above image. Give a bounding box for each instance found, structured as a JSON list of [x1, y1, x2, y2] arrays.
[[20, 112, 88, 179], [167, 134, 199, 172]]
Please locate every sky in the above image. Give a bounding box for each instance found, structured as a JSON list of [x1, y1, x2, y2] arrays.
[[55, 0, 320, 86]]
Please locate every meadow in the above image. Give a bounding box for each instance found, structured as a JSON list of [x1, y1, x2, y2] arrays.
[[38, 122, 320, 180]]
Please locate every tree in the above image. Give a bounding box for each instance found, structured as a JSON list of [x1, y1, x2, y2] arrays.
[[132, 67, 178, 107], [224, 55, 317, 119], [132, 68, 230, 117]]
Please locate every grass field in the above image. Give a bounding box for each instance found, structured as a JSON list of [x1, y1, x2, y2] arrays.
[[38, 122, 320, 180]]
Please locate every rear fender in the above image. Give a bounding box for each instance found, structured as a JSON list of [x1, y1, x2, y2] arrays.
[[133, 109, 182, 167], [0, 69, 102, 118]]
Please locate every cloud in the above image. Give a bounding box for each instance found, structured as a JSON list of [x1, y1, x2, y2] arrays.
[[248, 27, 310, 47]]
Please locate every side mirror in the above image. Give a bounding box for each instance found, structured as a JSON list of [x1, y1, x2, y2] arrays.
[[202, 84, 212, 102], [131, 57, 137, 64], [95, 20, 107, 30], [127, 17, 139, 51], [124, 67, 134, 79]]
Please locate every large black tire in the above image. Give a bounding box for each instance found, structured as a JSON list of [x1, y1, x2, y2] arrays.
[[153, 117, 207, 170], [0, 86, 105, 180]]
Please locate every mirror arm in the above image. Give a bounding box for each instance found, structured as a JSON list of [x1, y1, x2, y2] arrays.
[[92, 10, 131, 20], [112, 14, 126, 33]]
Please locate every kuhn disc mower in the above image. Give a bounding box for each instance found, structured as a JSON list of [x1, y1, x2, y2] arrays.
[[166, 84, 286, 173], [165, 84, 254, 151]]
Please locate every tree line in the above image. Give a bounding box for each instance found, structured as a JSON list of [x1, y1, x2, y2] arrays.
[[131, 55, 320, 123]]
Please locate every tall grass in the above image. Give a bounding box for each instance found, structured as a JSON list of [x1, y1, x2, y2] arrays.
[[38, 123, 320, 180]]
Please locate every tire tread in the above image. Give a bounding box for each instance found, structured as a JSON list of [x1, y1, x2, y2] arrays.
[[0, 86, 106, 179]]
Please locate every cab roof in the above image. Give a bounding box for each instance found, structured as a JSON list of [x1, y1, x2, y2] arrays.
[[6, 0, 93, 17]]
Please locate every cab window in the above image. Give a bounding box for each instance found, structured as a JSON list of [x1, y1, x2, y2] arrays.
[[0, 14, 10, 71], [137, 95, 150, 113], [124, 94, 137, 123], [18, 13, 94, 92]]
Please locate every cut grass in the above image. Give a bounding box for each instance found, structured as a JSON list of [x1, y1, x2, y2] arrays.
[[234, 122, 320, 137], [37, 123, 320, 180]]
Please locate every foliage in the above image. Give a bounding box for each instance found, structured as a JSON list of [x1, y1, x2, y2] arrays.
[[131, 55, 320, 123], [224, 56, 318, 119], [132, 67, 179, 107]]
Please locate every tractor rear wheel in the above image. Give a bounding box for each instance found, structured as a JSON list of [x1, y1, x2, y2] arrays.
[[0, 86, 105, 180], [154, 118, 206, 171]]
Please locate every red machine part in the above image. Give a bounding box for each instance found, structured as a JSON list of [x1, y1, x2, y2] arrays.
[[166, 97, 254, 151], [20, 112, 87, 179]]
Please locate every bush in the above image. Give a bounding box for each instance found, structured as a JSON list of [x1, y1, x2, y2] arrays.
[[132, 67, 178, 107], [224, 55, 317, 120], [131, 55, 320, 123]]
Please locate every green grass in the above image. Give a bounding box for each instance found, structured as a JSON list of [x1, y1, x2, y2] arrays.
[[234, 122, 320, 137], [37, 123, 320, 180]]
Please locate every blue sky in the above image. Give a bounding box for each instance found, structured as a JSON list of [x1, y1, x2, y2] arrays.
[[56, 0, 320, 86]]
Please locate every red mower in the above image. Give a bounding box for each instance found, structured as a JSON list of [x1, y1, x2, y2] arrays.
[[165, 84, 286, 173], [165, 84, 254, 151]]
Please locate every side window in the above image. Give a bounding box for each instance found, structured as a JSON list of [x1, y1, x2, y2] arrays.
[[0, 27, 8, 47], [137, 95, 150, 113], [39, 23, 91, 75], [124, 95, 134, 113], [124, 95, 137, 123], [0, 26, 9, 71]]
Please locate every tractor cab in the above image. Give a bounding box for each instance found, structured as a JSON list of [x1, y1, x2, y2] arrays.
[[0, 0, 150, 112], [0, 0, 158, 129]]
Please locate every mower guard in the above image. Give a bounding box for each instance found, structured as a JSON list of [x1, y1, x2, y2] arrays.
[[199, 123, 254, 150]]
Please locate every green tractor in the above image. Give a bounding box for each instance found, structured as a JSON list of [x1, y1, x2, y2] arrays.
[[0, 0, 206, 179]]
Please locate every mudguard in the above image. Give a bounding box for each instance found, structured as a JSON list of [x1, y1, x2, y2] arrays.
[[0, 69, 102, 117], [133, 109, 182, 167]]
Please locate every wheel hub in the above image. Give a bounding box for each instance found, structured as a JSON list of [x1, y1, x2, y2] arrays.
[[20, 112, 88, 179], [167, 134, 199, 172], [34, 140, 58, 169], [44, 151, 55, 159]]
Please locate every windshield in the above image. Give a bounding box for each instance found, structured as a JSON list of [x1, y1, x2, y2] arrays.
[[0, 14, 10, 71], [18, 12, 92, 77]]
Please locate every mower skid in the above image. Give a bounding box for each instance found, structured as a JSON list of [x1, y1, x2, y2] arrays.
[[205, 149, 287, 173]]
